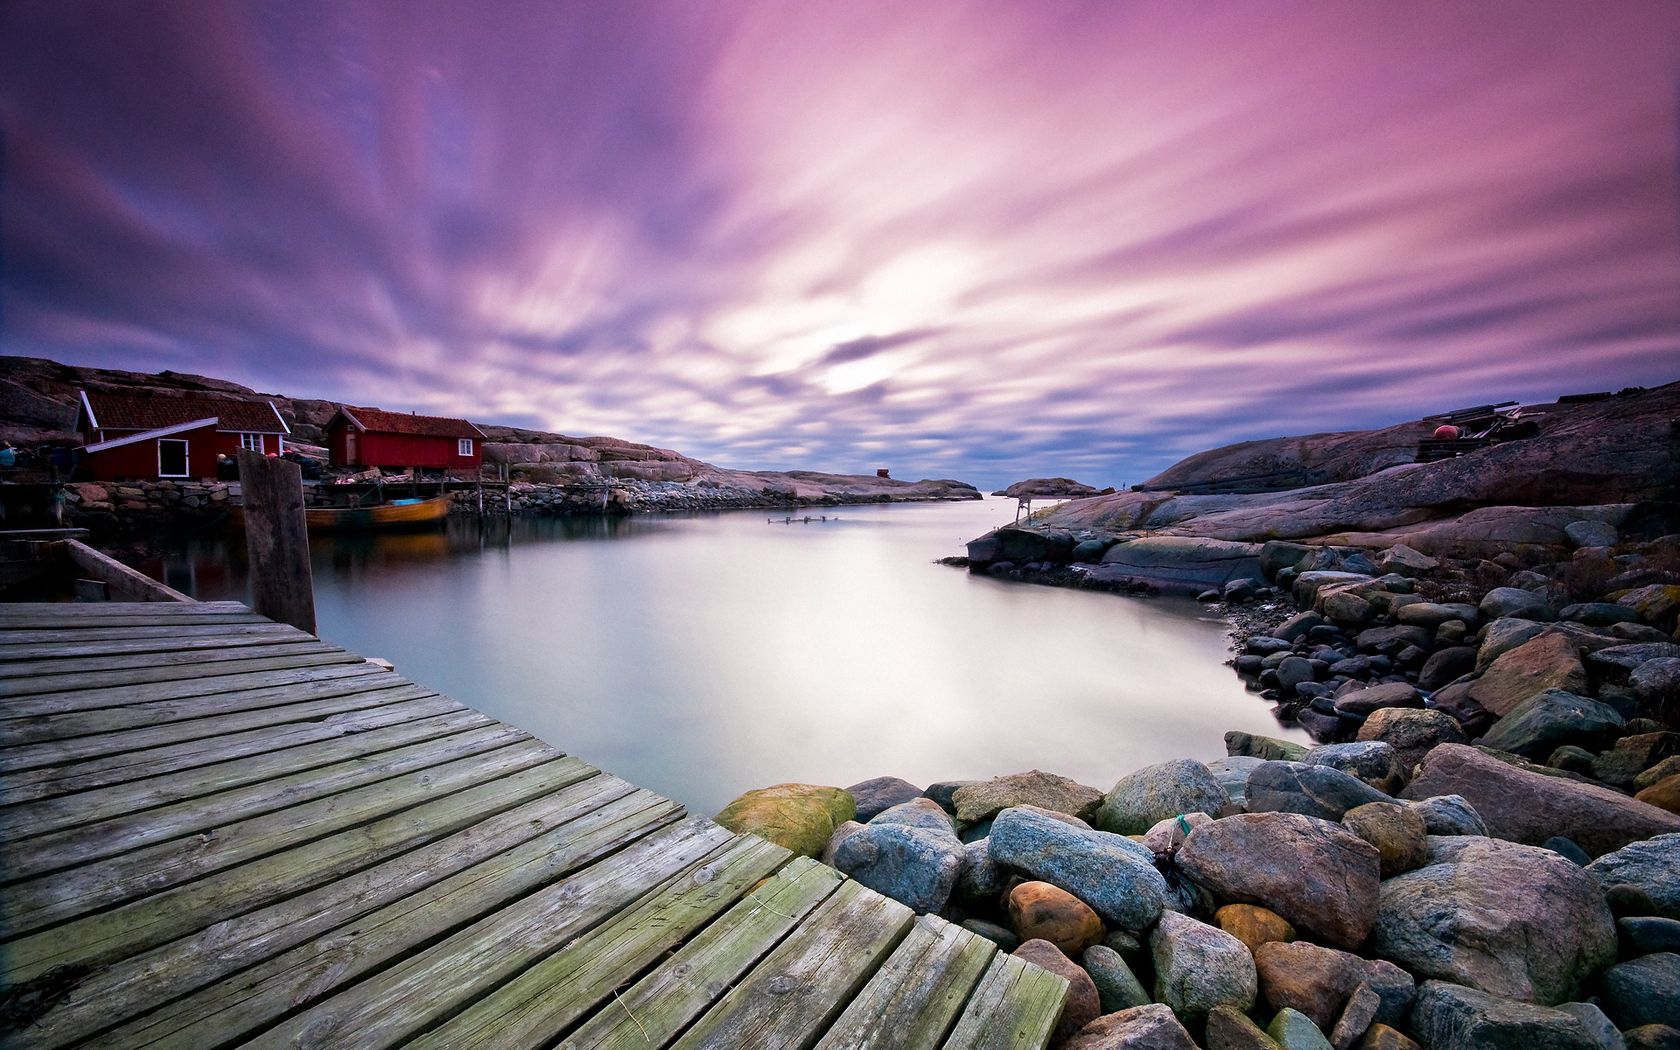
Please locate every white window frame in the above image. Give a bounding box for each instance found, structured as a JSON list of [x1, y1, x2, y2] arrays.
[[158, 438, 190, 478], [238, 433, 264, 453], [457, 438, 474, 456]]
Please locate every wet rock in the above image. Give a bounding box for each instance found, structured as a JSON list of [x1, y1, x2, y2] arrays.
[[715, 783, 856, 857], [845, 776, 924, 821], [1246, 761, 1394, 821], [1016, 938, 1102, 1045], [1217, 903, 1297, 955], [1342, 801, 1428, 877], [1371, 836, 1616, 1004], [1407, 793, 1488, 835], [1227, 730, 1312, 762], [1476, 689, 1625, 759], [1008, 880, 1105, 955], [1277, 656, 1318, 693], [1254, 941, 1415, 1032], [1083, 943, 1151, 1013], [1356, 708, 1467, 771], [1468, 632, 1589, 717], [1150, 910, 1257, 1022], [1096, 759, 1229, 835], [1589, 833, 1680, 920], [951, 769, 1105, 824], [1480, 587, 1554, 622], [1065, 1003, 1197, 1050], [1402, 744, 1680, 856], [1304, 742, 1408, 794], [1410, 981, 1600, 1050], [1177, 812, 1381, 950], [989, 805, 1168, 930]]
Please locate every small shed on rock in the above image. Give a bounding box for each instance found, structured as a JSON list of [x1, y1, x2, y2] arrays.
[[325, 406, 485, 471], [77, 390, 290, 481]]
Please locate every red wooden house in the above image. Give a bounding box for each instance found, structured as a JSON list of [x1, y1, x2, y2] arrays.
[[78, 391, 291, 481], [325, 406, 485, 471]]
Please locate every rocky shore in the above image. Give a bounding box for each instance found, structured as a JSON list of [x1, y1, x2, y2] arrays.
[[715, 384, 1680, 1049]]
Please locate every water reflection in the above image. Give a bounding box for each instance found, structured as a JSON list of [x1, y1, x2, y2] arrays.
[[148, 501, 1306, 813]]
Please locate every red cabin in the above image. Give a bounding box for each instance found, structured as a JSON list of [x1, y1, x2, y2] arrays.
[[325, 406, 485, 472], [78, 391, 290, 481]]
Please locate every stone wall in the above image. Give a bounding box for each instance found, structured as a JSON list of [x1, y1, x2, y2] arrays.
[[62, 479, 232, 528]]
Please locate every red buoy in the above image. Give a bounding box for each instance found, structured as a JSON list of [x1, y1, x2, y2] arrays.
[[1433, 424, 1461, 439]]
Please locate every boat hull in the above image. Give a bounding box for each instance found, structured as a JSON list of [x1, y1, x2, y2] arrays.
[[232, 494, 453, 532]]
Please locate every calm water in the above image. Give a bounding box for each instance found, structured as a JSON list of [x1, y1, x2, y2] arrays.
[[143, 498, 1305, 813]]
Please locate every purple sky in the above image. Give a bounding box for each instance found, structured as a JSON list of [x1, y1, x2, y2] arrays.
[[3, 1, 1677, 486]]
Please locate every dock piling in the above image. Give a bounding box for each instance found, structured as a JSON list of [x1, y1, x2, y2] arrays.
[[237, 451, 317, 635]]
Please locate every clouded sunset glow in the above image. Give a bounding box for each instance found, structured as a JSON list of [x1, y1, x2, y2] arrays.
[[2, 1, 1676, 485]]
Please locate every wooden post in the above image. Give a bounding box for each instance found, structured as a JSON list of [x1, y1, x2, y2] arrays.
[[237, 451, 316, 635]]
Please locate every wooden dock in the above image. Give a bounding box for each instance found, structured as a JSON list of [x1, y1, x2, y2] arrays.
[[0, 601, 1068, 1049]]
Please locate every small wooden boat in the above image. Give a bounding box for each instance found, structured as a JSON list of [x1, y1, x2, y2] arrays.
[[232, 494, 453, 532]]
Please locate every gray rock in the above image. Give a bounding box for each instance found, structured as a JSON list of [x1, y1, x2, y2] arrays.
[[1601, 953, 1680, 1030], [951, 769, 1105, 824], [1624, 1024, 1680, 1050], [1468, 632, 1590, 718], [1419, 647, 1478, 691], [830, 809, 966, 914], [1590, 834, 1680, 920], [1303, 742, 1407, 794], [869, 797, 958, 833], [1622, 916, 1680, 954], [1206, 1005, 1285, 1050], [1327, 982, 1381, 1050], [1377, 544, 1438, 576], [1477, 617, 1556, 671], [1588, 643, 1680, 675], [1408, 793, 1489, 836], [845, 776, 925, 821], [821, 819, 866, 866], [1250, 636, 1296, 656], [1404, 745, 1680, 856], [1332, 682, 1422, 717], [1397, 602, 1479, 630], [1545, 836, 1593, 866], [1227, 731, 1312, 762], [1371, 837, 1617, 1004], [1267, 1008, 1334, 1050], [1411, 981, 1600, 1049], [1096, 759, 1229, 835], [1565, 520, 1620, 548], [1611, 622, 1675, 643], [961, 918, 1018, 950], [1150, 910, 1258, 1022], [1356, 708, 1468, 771], [1555, 1001, 1628, 1050], [1276, 611, 1327, 642], [1246, 761, 1394, 821], [1064, 1003, 1197, 1050], [1277, 656, 1317, 693], [1477, 689, 1625, 759], [956, 838, 1005, 905], [989, 805, 1167, 930], [921, 780, 975, 812], [1480, 587, 1555, 622], [1177, 812, 1381, 950], [1354, 625, 1431, 655], [1208, 756, 1268, 806], [1632, 658, 1680, 708], [1083, 943, 1152, 1013], [1560, 602, 1644, 627]]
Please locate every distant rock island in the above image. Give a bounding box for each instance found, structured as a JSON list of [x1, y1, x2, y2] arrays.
[[993, 478, 1113, 499], [0, 356, 980, 514]]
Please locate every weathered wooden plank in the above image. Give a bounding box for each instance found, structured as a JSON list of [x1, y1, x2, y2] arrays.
[[0, 708, 496, 840], [235, 817, 736, 1050], [0, 669, 406, 746], [0, 755, 598, 987], [0, 627, 311, 661], [669, 879, 916, 1050], [814, 915, 997, 1050], [0, 694, 467, 805], [938, 952, 1068, 1050], [411, 835, 793, 1050], [0, 661, 389, 720], [6, 720, 525, 876], [0, 639, 342, 680], [1, 738, 561, 940], [0, 622, 295, 645], [0, 610, 267, 628], [238, 450, 317, 634], [545, 858, 845, 1049], [0, 648, 367, 695], [0, 682, 441, 773], [0, 601, 251, 620], [28, 774, 646, 1050]]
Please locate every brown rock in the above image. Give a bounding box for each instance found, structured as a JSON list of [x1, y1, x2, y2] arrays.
[[1255, 940, 1416, 1032], [1065, 1004, 1198, 1050], [1015, 938, 1101, 1044], [1402, 744, 1680, 856], [1330, 982, 1382, 1050], [952, 770, 1106, 824], [1341, 802, 1429, 878], [1466, 632, 1587, 717], [1206, 1004, 1284, 1049], [1356, 708, 1467, 772], [1356, 1023, 1421, 1050], [1008, 881, 1106, 956], [1637, 774, 1680, 815], [1216, 903, 1297, 956]]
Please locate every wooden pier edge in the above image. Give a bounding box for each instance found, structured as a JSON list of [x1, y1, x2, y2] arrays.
[[0, 601, 1068, 1049]]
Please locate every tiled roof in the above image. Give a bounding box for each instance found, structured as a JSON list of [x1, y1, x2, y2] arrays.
[[336, 406, 484, 439], [83, 391, 287, 433]]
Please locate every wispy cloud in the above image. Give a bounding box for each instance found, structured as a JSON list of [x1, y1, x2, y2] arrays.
[[2, 0, 1676, 487]]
